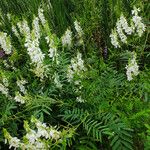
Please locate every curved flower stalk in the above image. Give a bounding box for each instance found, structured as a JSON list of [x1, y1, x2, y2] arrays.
[[110, 6, 146, 47], [0, 32, 12, 55], [3, 116, 74, 149], [109, 6, 145, 81], [125, 52, 139, 81]]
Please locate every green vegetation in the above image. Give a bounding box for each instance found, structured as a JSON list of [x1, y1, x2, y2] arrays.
[[0, 0, 149, 149]]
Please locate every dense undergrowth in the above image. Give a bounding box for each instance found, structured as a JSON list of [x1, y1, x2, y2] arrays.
[[0, 0, 150, 149]]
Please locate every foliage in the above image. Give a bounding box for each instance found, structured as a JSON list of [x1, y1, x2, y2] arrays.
[[0, 0, 149, 149]]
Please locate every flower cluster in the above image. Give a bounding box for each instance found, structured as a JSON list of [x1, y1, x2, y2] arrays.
[[132, 6, 146, 37], [4, 131, 20, 150], [67, 52, 86, 82], [17, 18, 46, 80], [110, 29, 120, 48], [67, 52, 86, 103], [110, 6, 146, 47], [4, 116, 73, 150], [15, 78, 28, 104], [125, 52, 139, 81], [74, 20, 84, 45], [17, 20, 30, 42], [0, 83, 9, 97], [61, 29, 72, 48], [12, 25, 19, 38], [14, 92, 26, 104], [45, 35, 59, 63], [16, 79, 27, 94], [53, 73, 62, 89], [38, 8, 46, 26], [0, 32, 12, 55], [74, 80, 85, 103]]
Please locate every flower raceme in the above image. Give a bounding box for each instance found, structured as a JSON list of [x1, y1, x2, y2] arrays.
[[67, 52, 86, 82], [14, 92, 25, 104], [61, 28, 72, 48], [125, 52, 139, 81], [74, 20, 84, 45], [132, 6, 146, 37], [3, 116, 74, 149], [0, 32, 12, 55], [16, 79, 27, 94], [67, 52, 86, 103], [0, 83, 9, 97], [110, 6, 146, 47], [109, 6, 145, 81]]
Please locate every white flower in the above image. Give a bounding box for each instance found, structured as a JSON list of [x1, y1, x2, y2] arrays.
[[2, 77, 9, 87], [26, 130, 37, 144], [35, 141, 45, 149], [131, 6, 146, 37], [17, 79, 27, 94], [61, 29, 72, 47], [119, 15, 133, 35], [74, 20, 84, 45], [32, 63, 47, 80], [110, 6, 146, 47], [18, 20, 30, 38], [125, 52, 139, 81], [132, 15, 145, 37], [9, 137, 20, 149], [14, 92, 25, 104], [132, 6, 140, 16], [67, 66, 74, 82], [26, 40, 45, 64], [54, 74, 62, 89], [45, 36, 58, 61], [36, 127, 49, 139], [74, 20, 83, 37], [49, 129, 60, 140], [3, 60, 10, 68], [74, 80, 81, 85], [76, 52, 86, 72], [0, 83, 9, 97], [116, 20, 127, 43], [32, 17, 40, 40], [0, 32, 12, 54], [35, 121, 49, 139], [76, 96, 85, 103], [38, 8, 46, 26], [7, 13, 11, 21], [67, 52, 86, 82], [12, 25, 19, 37], [110, 30, 120, 48]]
